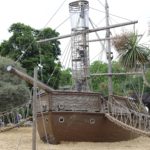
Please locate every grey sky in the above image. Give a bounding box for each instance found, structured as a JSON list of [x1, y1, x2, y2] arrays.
[[0, 0, 149, 64], [0, 0, 149, 40]]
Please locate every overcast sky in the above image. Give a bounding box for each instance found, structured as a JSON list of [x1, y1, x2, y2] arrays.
[[0, 0, 149, 40], [0, 0, 149, 64]]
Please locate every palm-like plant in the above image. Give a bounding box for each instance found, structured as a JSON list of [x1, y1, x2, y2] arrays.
[[113, 32, 150, 110], [113, 32, 149, 70], [113, 31, 150, 88]]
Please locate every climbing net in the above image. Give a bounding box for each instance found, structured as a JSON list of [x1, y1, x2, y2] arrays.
[[0, 102, 32, 132], [105, 96, 150, 136]]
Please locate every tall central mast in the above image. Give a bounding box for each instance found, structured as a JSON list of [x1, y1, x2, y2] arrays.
[[105, 0, 113, 97], [69, 0, 90, 92]]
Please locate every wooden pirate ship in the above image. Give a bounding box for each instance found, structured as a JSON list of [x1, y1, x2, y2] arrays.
[[7, 0, 150, 144]]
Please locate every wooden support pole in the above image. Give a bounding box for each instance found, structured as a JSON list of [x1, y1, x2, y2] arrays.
[[32, 67, 38, 150]]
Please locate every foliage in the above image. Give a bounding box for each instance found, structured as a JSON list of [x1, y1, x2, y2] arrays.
[[59, 68, 72, 87], [111, 61, 126, 95], [90, 61, 108, 94], [89, 60, 145, 95], [113, 31, 150, 93], [113, 32, 149, 70], [0, 23, 61, 89], [0, 56, 30, 112]]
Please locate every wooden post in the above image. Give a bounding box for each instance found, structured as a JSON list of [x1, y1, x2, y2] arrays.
[[32, 67, 38, 150], [105, 0, 113, 99]]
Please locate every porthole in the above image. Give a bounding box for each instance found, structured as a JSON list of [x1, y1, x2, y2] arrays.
[[58, 104, 64, 110], [59, 116, 64, 123], [90, 118, 95, 124]]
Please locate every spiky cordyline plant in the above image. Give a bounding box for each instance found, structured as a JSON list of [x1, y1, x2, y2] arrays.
[[113, 31, 150, 89], [113, 32, 149, 70]]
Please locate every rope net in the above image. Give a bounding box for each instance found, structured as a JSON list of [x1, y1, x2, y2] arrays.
[[105, 96, 150, 137], [0, 102, 32, 132]]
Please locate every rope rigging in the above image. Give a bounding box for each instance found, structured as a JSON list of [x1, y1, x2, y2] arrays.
[[46, 39, 71, 87], [37, 92, 51, 148], [46, 0, 68, 28], [54, 15, 72, 30], [105, 96, 150, 137], [96, 0, 105, 8], [90, 7, 132, 22], [15, 0, 68, 64], [89, 17, 106, 62], [0, 101, 32, 132], [1, 1, 149, 146]]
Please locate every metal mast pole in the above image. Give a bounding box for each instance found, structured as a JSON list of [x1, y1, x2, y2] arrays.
[[32, 67, 38, 150], [105, 0, 113, 98], [69, 0, 90, 92]]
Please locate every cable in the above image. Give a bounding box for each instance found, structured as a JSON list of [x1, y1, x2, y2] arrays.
[[109, 17, 117, 36], [89, 17, 108, 64], [0, 101, 31, 117], [89, 17, 106, 50], [90, 50, 104, 62], [96, 0, 105, 8], [54, 15, 71, 30], [46, 62, 60, 85], [60, 39, 71, 67], [46, 39, 71, 87], [38, 44, 44, 82], [51, 45, 71, 88], [66, 49, 72, 69], [96, 17, 106, 26], [15, 0, 68, 63], [37, 93, 51, 149], [45, 0, 68, 28], [63, 42, 71, 69], [90, 7, 132, 21]]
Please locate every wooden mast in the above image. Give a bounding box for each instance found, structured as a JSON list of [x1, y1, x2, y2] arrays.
[[105, 0, 113, 98], [32, 67, 38, 150]]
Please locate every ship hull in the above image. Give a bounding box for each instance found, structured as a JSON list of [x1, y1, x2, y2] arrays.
[[37, 111, 138, 144]]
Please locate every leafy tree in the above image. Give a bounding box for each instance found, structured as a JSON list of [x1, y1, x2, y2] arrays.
[[90, 60, 135, 95], [0, 23, 61, 89], [59, 68, 72, 87], [111, 61, 126, 95], [90, 61, 108, 94], [0, 56, 30, 112]]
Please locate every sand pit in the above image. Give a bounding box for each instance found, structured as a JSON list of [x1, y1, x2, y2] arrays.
[[0, 127, 150, 150]]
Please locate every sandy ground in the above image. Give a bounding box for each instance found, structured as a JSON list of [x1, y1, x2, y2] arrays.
[[0, 127, 150, 150]]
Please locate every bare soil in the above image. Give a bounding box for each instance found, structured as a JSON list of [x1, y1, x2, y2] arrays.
[[0, 127, 150, 150]]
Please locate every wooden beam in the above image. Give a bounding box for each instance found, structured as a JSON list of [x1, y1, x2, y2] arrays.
[[37, 20, 138, 43], [90, 72, 143, 76]]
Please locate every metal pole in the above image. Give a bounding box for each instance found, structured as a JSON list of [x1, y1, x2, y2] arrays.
[[32, 67, 38, 150], [105, 0, 113, 97]]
